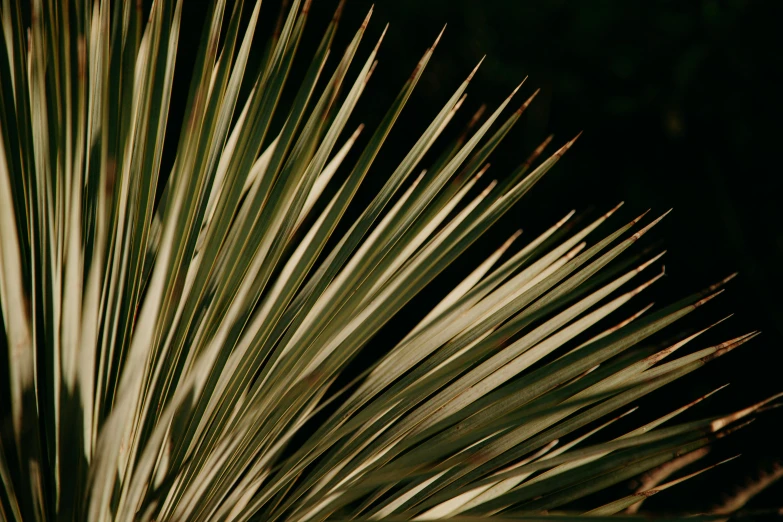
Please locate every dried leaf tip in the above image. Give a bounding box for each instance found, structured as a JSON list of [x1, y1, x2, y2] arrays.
[[481, 180, 499, 197], [636, 251, 667, 272], [516, 88, 540, 114], [432, 25, 447, 50], [467, 104, 487, 131], [475, 163, 491, 180], [554, 131, 582, 157], [333, 0, 346, 21], [373, 24, 389, 52], [632, 270, 665, 296], [524, 134, 555, 168], [504, 229, 523, 247], [694, 289, 725, 308], [466, 56, 486, 83], [658, 316, 730, 359], [558, 210, 577, 226], [629, 210, 651, 226], [720, 272, 739, 286], [710, 391, 783, 432], [566, 242, 587, 259], [707, 383, 732, 398], [704, 272, 739, 294], [303, 0, 312, 15], [702, 332, 758, 363], [605, 201, 626, 219], [715, 418, 756, 439], [360, 6, 374, 30], [690, 315, 734, 337], [632, 208, 672, 240], [507, 77, 527, 101], [718, 455, 743, 467], [622, 406, 641, 417]]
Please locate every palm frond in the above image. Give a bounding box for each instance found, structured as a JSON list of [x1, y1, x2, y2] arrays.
[[0, 1, 777, 521]]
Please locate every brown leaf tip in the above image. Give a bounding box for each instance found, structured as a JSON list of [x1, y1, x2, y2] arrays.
[[467, 56, 486, 83], [468, 104, 487, 131], [635, 251, 667, 273], [361, 6, 374, 30], [631, 209, 672, 241], [373, 24, 389, 52], [516, 88, 540, 114], [603, 201, 625, 219], [526, 134, 555, 164], [508, 77, 527, 101], [481, 180, 498, 197], [433, 25, 447, 50], [504, 229, 523, 247], [554, 131, 582, 157], [695, 289, 725, 308], [333, 0, 346, 21], [475, 163, 491, 180], [705, 272, 739, 293]]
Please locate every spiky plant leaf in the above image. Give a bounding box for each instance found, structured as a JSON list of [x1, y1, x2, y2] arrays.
[[0, 1, 778, 521]]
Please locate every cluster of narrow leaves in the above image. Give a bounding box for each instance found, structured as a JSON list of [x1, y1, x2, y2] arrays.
[[0, 0, 779, 521]]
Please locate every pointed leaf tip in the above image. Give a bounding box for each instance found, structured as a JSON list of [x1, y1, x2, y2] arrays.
[[554, 133, 582, 157], [505, 229, 523, 246], [604, 201, 625, 218], [361, 6, 373, 30], [631, 209, 672, 240], [481, 180, 498, 196], [467, 56, 486, 82], [704, 272, 739, 294], [432, 25, 447, 49], [468, 105, 487, 129], [508, 77, 527, 100], [374, 24, 389, 50], [517, 88, 540, 114], [636, 251, 667, 273], [474, 163, 491, 181], [333, 0, 346, 21], [695, 289, 725, 308], [631, 271, 665, 297], [630, 210, 651, 225], [703, 332, 761, 363]]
